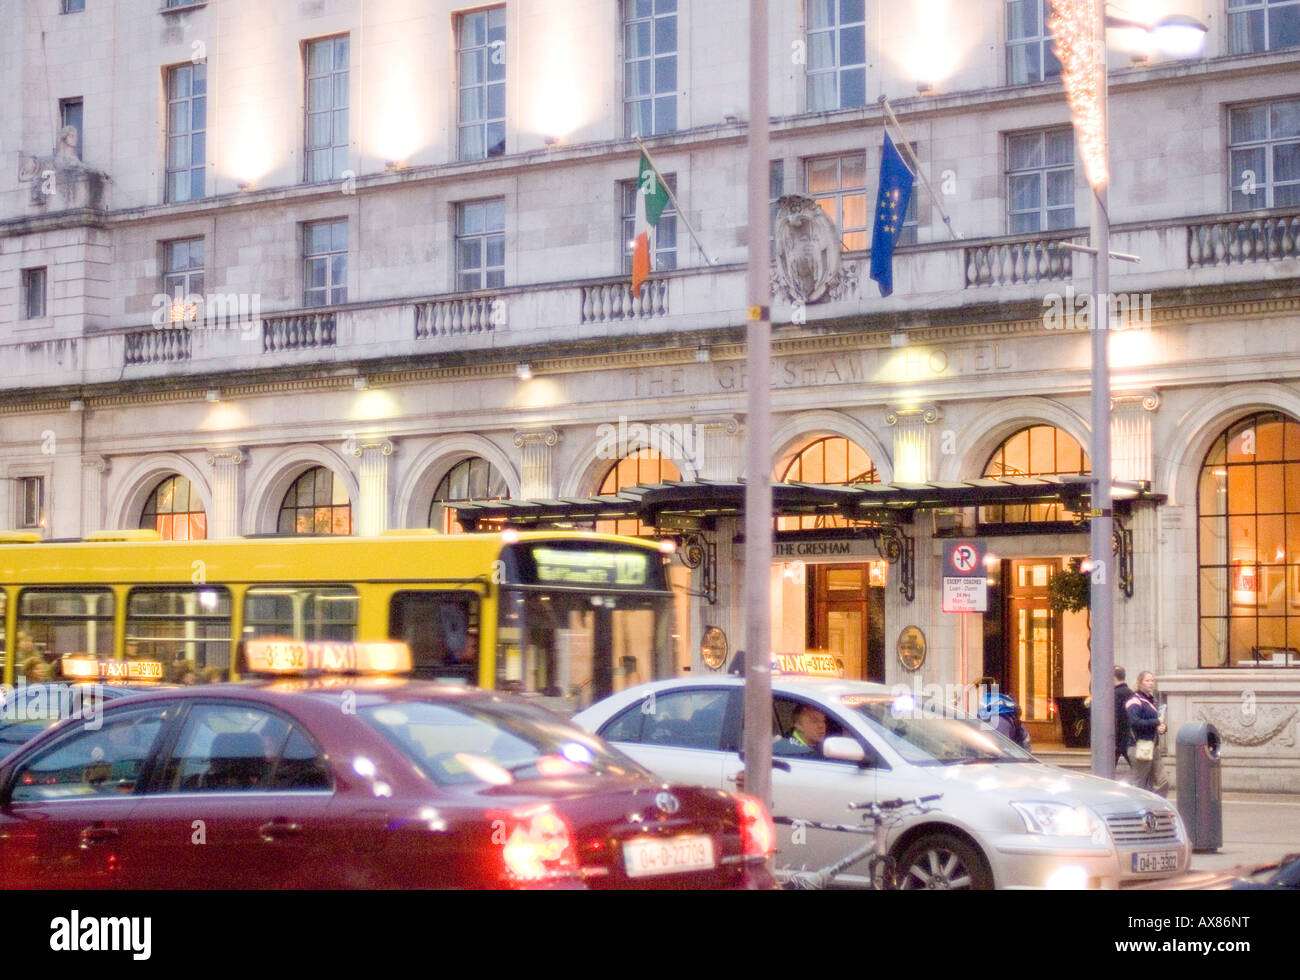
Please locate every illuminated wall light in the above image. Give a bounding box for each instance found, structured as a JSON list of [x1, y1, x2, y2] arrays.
[[515, 363, 533, 381], [205, 388, 220, 402], [354, 376, 369, 391]]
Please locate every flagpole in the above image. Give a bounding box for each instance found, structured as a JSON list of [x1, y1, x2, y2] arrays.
[[634, 136, 717, 266], [876, 95, 960, 242]]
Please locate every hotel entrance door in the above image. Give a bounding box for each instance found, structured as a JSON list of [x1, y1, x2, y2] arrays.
[[1007, 559, 1063, 744]]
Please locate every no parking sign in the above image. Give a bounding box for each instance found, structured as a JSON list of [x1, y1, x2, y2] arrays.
[[943, 540, 987, 613]]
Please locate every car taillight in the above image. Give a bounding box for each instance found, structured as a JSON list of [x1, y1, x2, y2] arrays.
[[499, 805, 579, 881], [736, 794, 775, 858]]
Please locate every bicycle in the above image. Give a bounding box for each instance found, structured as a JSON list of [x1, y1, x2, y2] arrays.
[[773, 794, 943, 890]]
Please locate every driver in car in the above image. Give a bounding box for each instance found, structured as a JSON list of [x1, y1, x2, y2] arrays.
[[775, 705, 828, 757]]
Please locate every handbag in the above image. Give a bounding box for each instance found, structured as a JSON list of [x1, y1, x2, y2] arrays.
[[1134, 739, 1154, 762]]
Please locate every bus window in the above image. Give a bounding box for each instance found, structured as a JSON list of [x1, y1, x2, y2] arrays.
[[243, 586, 358, 643], [0, 591, 6, 679], [389, 592, 479, 682], [17, 589, 114, 680], [127, 588, 233, 680]]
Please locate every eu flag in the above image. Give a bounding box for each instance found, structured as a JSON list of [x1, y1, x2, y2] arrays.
[[869, 132, 915, 298]]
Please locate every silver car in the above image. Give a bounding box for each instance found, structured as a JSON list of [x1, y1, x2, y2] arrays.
[[572, 676, 1191, 889]]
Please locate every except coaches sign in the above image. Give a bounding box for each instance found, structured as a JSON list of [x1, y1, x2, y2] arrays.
[[942, 540, 988, 613]]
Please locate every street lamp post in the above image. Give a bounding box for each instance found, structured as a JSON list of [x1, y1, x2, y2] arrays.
[[1054, 1, 1206, 778]]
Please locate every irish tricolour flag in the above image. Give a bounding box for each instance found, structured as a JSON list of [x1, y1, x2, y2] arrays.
[[631, 153, 670, 294]]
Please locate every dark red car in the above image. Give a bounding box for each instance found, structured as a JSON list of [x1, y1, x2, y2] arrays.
[[0, 679, 776, 889]]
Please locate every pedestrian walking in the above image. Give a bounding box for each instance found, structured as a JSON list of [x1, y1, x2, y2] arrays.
[[1114, 666, 1134, 770], [1125, 671, 1169, 796]]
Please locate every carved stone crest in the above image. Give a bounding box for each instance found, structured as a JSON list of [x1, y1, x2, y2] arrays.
[[18, 125, 106, 209], [1196, 702, 1298, 748], [770, 195, 857, 304]]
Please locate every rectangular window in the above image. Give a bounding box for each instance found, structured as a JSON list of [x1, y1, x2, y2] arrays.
[[1006, 0, 1062, 85], [1006, 128, 1075, 233], [623, 0, 677, 137], [127, 588, 232, 673], [896, 142, 919, 247], [455, 199, 506, 291], [806, 152, 868, 250], [162, 238, 205, 321], [304, 35, 350, 182], [806, 0, 866, 112], [59, 98, 83, 160], [1228, 0, 1300, 55], [244, 586, 359, 643], [62, 0, 85, 14], [303, 219, 348, 306], [390, 591, 480, 680], [458, 6, 506, 161], [21, 268, 47, 320], [770, 160, 784, 249], [18, 588, 114, 662], [1229, 98, 1300, 210], [18, 477, 44, 529], [621, 175, 678, 274], [166, 63, 206, 202]]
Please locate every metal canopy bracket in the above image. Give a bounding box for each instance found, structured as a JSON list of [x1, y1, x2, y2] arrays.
[[869, 524, 915, 602], [671, 529, 718, 605], [1112, 517, 1134, 600]]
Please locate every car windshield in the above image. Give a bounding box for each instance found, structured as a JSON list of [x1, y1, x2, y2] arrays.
[[840, 694, 1036, 766], [359, 698, 655, 787]]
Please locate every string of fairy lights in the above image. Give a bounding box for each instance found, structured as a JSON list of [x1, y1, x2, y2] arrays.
[[1048, 0, 1109, 192]]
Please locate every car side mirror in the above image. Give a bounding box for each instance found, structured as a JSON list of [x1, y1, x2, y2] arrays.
[[822, 736, 866, 764]]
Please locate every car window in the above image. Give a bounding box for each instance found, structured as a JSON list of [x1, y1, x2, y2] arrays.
[[601, 689, 729, 750], [840, 694, 1035, 765], [770, 696, 856, 761], [9, 705, 168, 802], [360, 699, 651, 787], [158, 703, 332, 792]]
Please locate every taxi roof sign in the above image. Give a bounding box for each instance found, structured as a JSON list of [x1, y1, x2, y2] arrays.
[[60, 656, 166, 682], [771, 652, 843, 678], [244, 639, 412, 675]]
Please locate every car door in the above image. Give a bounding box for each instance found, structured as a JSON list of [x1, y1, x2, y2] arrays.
[[722, 694, 907, 886], [595, 687, 739, 790], [129, 701, 335, 888], [0, 704, 170, 889]]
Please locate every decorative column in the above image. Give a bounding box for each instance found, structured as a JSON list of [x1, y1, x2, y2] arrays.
[[885, 404, 942, 483], [691, 415, 742, 481], [80, 455, 109, 536], [204, 448, 246, 539], [352, 439, 395, 536], [1111, 391, 1160, 484], [513, 428, 562, 498]]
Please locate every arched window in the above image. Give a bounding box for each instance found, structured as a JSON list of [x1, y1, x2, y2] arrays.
[[140, 475, 207, 540], [776, 436, 878, 530], [429, 457, 510, 533], [596, 449, 681, 537], [981, 425, 1090, 524], [277, 467, 351, 535], [1198, 412, 1300, 668]]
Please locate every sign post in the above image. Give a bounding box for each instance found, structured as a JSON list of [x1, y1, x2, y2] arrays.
[[943, 541, 988, 694]]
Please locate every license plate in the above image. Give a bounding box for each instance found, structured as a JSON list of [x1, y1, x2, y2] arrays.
[[623, 835, 716, 878], [1132, 850, 1180, 873]]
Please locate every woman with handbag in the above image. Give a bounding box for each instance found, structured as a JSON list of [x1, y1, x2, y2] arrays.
[[1125, 671, 1169, 796]]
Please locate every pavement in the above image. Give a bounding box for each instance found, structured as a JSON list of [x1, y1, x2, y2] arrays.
[[1035, 746, 1300, 888]]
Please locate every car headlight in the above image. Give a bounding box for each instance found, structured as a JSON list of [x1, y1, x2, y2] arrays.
[[1012, 802, 1108, 844]]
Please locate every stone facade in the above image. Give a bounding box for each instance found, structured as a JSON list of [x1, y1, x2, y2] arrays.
[[2, 1, 1300, 789]]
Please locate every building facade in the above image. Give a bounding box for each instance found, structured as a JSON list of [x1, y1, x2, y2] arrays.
[[2, 0, 1300, 789]]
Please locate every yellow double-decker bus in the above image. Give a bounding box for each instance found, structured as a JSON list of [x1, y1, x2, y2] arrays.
[[0, 529, 678, 711]]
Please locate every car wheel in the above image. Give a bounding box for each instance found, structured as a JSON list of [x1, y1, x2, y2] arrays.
[[895, 833, 993, 890]]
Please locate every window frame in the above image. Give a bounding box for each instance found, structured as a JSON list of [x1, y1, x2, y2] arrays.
[[21, 268, 48, 321], [805, 0, 867, 113], [457, 6, 507, 162], [622, 0, 679, 138], [61, 0, 86, 12], [276, 465, 352, 535], [1228, 97, 1300, 212], [164, 62, 206, 203], [302, 218, 348, 308], [805, 151, 869, 251], [620, 173, 678, 275], [1005, 127, 1076, 234], [303, 34, 350, 183], [1227, 0, 1300, 55], [17, 476, 45, 530], [454, 198, 506, 292], [1006, 0, 1062, 86], [59, 97, 83, 160], [161, 238, 206, 322]]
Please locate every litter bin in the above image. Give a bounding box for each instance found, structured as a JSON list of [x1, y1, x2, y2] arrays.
[[1175, 722, 1222, 852], [1055, 696, 1090, 748]]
